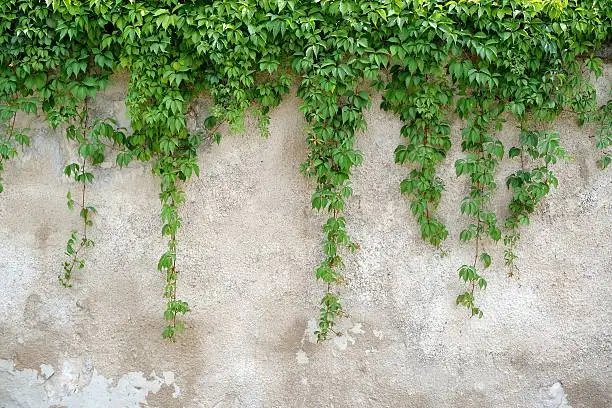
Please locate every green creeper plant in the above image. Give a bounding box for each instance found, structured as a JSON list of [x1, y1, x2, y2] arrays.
[[454, 95, 504, 317], [503, 129, 569, 276], [381, 17, 453, 247], [593, 101, 612, 169], [60, 100, 127, 287], [0, 0, 610, 340], [298, 78, 369, 340], [292, 0, 385, 340], [0, 98, 33, 193], [60, 104, 96, 288]]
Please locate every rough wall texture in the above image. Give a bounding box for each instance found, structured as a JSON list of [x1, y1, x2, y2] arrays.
[[0, 67, 610, 408]]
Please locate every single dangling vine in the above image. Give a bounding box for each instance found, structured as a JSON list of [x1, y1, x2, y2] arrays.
[[155, 157, 192, 340], [503, 129, 568, 276], [593, 101, 611, 170], [61, 100, 127, 286], [454, 95, 504, 317], [298, 71, 370, 340], [120, 57, 200, 339], [0, 110, 19, 194], [0, 97, 35, 193], [61, 102, 94, 287], [381, 22, 453, 247], [61, 157, 94, 287]]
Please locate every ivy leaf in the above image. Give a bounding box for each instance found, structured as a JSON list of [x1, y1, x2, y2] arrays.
[[508, 147, 521, 159], [597, 155, 611, 169], [488, 226, 501, 242], [480, 252, 492, 268]]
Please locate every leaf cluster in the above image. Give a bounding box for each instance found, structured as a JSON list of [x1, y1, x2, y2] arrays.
[[0, 0, 609, 339]]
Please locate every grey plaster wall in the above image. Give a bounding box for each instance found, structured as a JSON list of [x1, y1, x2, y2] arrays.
[[0, 68, 610, 408]]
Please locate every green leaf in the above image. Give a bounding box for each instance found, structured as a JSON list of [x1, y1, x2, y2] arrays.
[[480, 252, 491, 268], [508, 147, 521, 159], [488, 226, 501, 242]]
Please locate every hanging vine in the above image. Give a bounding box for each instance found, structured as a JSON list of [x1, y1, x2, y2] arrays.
[[61, 102, 95, 287], [503, 129, 568, 276], [0, 99, 34, 193], [454, 95, 504, 316], [381, 12, 453, 248], [60, 106, 127, 286], [298, 73, 369, 340], [0, 0, 609, 340], [592, 101, 612, 169]]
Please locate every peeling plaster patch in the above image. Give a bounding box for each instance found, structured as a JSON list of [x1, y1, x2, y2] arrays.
[[57, 371, 163, 407], [296, 350, 309, 365], [0, 359, 48, 408], [44, 359, 94, 400], [349, 323, 364, 334], [332, 333, 350, 351], [332, 321, 364, 351], [332, 330, 354, 351], [40, 364, 55, 380], [303, 319, 318, 344], [300, 319, 364, 352], [539, 382, 572, 408], [372, 329, 384, 340], [163, 371, 181, 398], [0, 359, 179, 408]]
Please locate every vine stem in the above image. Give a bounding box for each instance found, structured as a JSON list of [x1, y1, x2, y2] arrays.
[[81, 100, 90, 242], [471, 216, 480, 295], [61, 101, 92, 285], [7, 110, 17, 142], [207, 121, 225, 138], [80, 157, 88, 240], [67, 156, 89, 272], [171, 232, 177, 331], [0, 111, 17, 171], [471, 105, 485, 297], [422, 126, 431, 224], [329, 207, 339, 294]]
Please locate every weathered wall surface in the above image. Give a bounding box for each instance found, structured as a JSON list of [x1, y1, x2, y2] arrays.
[[0, 68, 610, 408]]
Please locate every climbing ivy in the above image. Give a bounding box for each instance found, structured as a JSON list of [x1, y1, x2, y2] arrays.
[[591, 100, 612, 169], [504, 129, 568, 276], [381, 8, 453, 248], [0, 98, 32, 194], [0, 0, 609, 340], [455, 94, 505, 317]]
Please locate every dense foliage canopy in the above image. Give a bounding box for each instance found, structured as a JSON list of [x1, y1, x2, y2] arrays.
[[0, 0, 610, 340]]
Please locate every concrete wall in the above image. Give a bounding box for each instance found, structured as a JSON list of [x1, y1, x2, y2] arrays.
[[0, 68, 610, 408]]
